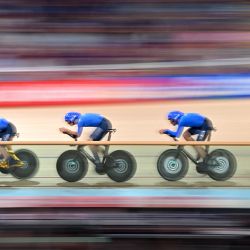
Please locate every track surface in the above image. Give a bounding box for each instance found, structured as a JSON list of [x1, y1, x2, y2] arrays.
[[1, 99, 250, 188]]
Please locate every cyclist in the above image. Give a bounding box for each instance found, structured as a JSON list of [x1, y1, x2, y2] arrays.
[[0, 117, 23, 169], [59, 112, 112, 174], [159, 110, 215, 172]]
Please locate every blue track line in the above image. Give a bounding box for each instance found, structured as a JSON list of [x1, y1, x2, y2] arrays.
[[0, 187, 250, 199]]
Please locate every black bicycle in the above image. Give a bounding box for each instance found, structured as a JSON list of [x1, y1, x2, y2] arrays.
[[57, 129, 137, 182], [157, 135, 237, 181]]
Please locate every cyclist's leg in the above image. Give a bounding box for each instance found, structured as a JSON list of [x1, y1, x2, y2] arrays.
[[185, 126, 211, 173], [3, 124, 24, 167], [196, 118, 214, 158], [0, 132, 11, 168], [183, 128, 207, 160], [0, 128, 9, 158], [87, 128, 106, 174], [0, 145, 9, 160], [89, 129, 106, 163], [89, 119, 112, 163], [1, 126, 14, 155], [0, 146, 8, 168], [195, 130, 212, 173]]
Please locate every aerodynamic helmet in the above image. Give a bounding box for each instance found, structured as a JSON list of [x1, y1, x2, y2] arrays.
[[64, 112, 81, 123], [167, 110, 184, 122]]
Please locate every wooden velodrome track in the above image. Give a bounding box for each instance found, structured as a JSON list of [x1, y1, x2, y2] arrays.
[[1, 98, 250, 187]]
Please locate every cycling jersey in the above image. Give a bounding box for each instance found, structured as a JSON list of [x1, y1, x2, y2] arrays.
[[164, 113, 213, 139], [77, 113, 112, 140]]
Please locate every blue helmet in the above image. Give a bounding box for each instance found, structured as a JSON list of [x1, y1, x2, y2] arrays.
[[167, 110, 184, 122], [64, 112, 81, 123]]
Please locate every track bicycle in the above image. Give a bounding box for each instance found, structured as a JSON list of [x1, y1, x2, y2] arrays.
[[157, 134, 237, 181], [57, 129, 137, 182], [0, 137, 39, 179]]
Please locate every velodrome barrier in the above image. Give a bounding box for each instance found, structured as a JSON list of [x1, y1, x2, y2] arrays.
[[1, 140, 250, 145], [0, 140, 249, 189], [0, 140, 249, 209]]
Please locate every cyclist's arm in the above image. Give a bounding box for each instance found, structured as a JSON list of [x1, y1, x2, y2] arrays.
[[59, 127, 78, 136], [77, 126, 83, 138], [164, 125, 184, 138]]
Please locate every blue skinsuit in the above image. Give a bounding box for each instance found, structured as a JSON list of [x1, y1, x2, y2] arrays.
[[164, 113, 205, 138], [76, 113, 112, 141], [77, 113, 104, 137]]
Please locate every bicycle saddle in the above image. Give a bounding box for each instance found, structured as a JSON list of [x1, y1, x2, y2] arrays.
[[107, 128, 117, 132]]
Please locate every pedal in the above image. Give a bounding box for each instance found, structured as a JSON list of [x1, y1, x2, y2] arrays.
[[0, 160, 9, 169], [196, 162, 208, 174], [95, 164, 106, 175]]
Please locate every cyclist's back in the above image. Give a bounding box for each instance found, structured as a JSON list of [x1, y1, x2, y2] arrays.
[[179, 113, 205, 128], [78, 113, 104, 128]]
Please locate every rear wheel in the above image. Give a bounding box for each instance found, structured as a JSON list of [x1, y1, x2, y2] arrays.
[[56, 150, 88, 182], [10, 149, 39, 179], [105, 150, 137, 182], [157, 149, 189, 181], [206, 149, 237, 181]]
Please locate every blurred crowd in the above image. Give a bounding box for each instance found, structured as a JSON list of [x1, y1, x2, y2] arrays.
[[0, 0, 250, 78]]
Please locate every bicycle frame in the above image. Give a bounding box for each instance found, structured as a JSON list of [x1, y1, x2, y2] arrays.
[[0, 148, 24, 168], [77, 129, 116, 166], [174, 132, 212, 165], [176, 145, 198, 164]]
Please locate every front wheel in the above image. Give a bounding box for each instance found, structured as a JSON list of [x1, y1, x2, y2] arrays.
[[157, 149, 189, 181], [56, 150, 88, 182], [105, 150, 137, 182], [206, 149, 237, 181], [10, 149, 39, 179]]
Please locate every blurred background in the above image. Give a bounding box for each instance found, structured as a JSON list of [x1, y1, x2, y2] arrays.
[[1, 0, 250, 249], [0, 0, 249, 74], [0, 0, 250, 141]]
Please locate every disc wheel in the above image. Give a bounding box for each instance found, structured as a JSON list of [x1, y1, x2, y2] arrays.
[[157, 149, 189, 181], [206, 149, 237, 181], [10, 149, 39, 179], [105, 150, 137, 182], [56, 150, 88, 182]]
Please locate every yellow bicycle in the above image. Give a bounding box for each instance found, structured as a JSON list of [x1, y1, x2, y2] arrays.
[[0, 148, 39, 179]]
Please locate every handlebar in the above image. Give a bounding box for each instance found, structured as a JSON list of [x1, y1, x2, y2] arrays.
[[63, 132, 78, 141], [165, 134, 179, 142], [62, 128, 117, 142]]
